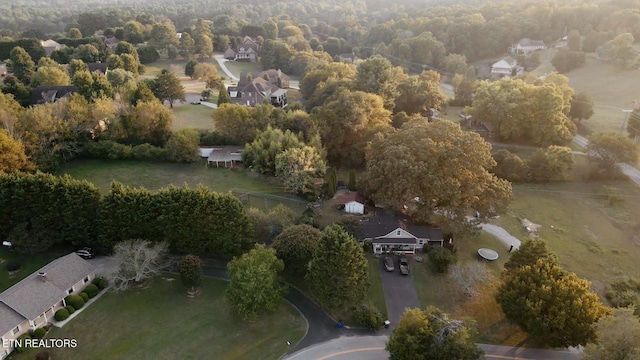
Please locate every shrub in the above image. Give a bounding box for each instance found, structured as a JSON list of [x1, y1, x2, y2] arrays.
[[131, 143, 165, 161], [429, 247, 456, 273], [198, 129, 231, 146], [353, 304, 385, 330], [15, 333, 31, 353], [65, 305, 75, 314], [83, 140, 133, 160], [54, 308, 70, 321], [5, 262, 20, 272], [32, 327, 47, 339], [92, 277, 102, 286], [84, 284, 99, 298], [605, 277, 640, 315], [65, 294, 85, 310], [98, 278, 108, 289], [165, 129, 200, 163], [80, 292, 89, 302]]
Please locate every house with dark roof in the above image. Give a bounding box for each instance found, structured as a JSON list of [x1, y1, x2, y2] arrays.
[[227, 70, 288, 108], [361, 209, 444, 255], [334, 191, 366, 214], [0, 254, 95, 359], [30, 86, 75, 105]]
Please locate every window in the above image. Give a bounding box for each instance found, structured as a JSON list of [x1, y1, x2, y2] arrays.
[[83, 276, 89, 284], [11, 326, 19, 335], [396, 230, 401, 236], [67, 287, 73, 294]]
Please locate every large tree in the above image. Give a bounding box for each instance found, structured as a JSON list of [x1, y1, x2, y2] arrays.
[[212, 103, 258, 144], [503, 238, 559, 272], [119, 100, 174, 146], [31, 64, 71, 86], [9, 46, 35, 84], [583, 307, 640, 360], [387, 307, 484, 360], [299, 62, 357, 110], [275, 146, 327, 195], [526, 145, 574, 182], [394, 70, 447, 116], [496, 259, 610, 347], [111, 240, 170, 291], [361, 119, 512, 233], [226, 244, 286, 319], [243, 126, 306, 175], [0, 92, 24, 139], [314, 89, 392, 167], [192, 63, 221, 89], [306, 225, 369, 308], [153, 69, 185, 108], [603, 33, 638, 69], [352, 54, 407, 110], [569, 92, 594, 123], [587, 132, 638, 171], [0, 129, 35, 173], [273, 224, 322, 276]]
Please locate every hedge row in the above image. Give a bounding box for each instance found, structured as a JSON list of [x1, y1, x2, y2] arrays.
[[0, 173, 254, 256], [83, 141, 166, 161]]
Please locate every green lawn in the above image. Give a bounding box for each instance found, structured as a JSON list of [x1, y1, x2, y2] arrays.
[[366, 254, 388, 318], [224, 61, 263, 78], [0, 249, 69, 292], [565, 55, 640, 134], [12, 276, 306, 360], [56, 159, 283, 195], [172, 104, 216, 131]]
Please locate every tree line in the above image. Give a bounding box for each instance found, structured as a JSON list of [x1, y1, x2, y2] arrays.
[[0, 171, 254, 256]]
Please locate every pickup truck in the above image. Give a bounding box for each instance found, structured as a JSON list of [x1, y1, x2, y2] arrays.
[[399, 257, 409, 275]]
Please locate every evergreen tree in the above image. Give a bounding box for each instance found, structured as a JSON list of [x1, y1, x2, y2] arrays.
[[217, 83, 231, 106], [9, 46, 35, 84], [348, 170, 357, 191]]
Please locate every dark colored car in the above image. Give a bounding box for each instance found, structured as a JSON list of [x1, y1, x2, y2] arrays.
[[384, 256, 395, 272], [399, 257, 409, 275], [75, 247, 95, 259]]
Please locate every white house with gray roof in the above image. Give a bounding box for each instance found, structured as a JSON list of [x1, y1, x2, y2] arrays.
[[0, 253, 95, 359], [362, 209, 444, 255]]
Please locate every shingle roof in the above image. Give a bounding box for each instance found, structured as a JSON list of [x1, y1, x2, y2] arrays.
[[334, 192, 366, 205], [30, 85, 75, 105], [0, 302, 25, 335], [361, 208, 440, 240], [87, 62, 108, 74], [0, 253, 94, 321]]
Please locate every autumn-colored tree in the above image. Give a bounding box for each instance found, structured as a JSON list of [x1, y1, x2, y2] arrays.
[[0, 129, 35, 173], [583, 307, 640, 360], [352, 54, 407, 110], [361, 119, 512, 233], [275, 146, 327, 195], [587, 132, 638, 170]]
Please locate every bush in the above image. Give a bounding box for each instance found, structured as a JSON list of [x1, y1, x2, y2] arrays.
[[98, 278, 108, 289], [54, 308, 70, 321], [5, 262, 20, 272], [32, 327, 47, 339], [65, 294, 85, 310], [80, 292, 89, 302], [83, 140, 133, 160], [605, 277, 640, 315], [131, 143, 166, 161], [353, 304, 385, 330], [65, 305, 75, 314], [164, 129, 200, 163], [198, 129, 231, 146], [15, 333, 30, 353], [84, 284, 99, 298], [429, 247, 456, 273]]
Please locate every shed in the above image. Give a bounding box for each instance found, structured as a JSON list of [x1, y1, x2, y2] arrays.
[[334, 192, 366, 215]]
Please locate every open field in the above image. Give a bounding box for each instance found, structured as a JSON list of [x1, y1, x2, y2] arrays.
[[172, 104, 216, 130], [56, 159, 283, 194], [566, 55, 640, 134], [12, 276, 306, 360]]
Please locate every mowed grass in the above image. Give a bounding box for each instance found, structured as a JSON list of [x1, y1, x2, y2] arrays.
[[13, 276, 306, 360], [56, 159, 283, 195], [224, 61, 263, 78], [566, 55, 640, 133], [366, 254, 388, 318], [491, 181, 640, 294], [172, 104, 216, 131]]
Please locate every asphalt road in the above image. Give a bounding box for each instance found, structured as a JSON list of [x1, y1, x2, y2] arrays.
[[573, 134, 640, 185]]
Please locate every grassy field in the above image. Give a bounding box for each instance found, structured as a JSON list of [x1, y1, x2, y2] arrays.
[[172, 104, 216, 131], [366, 254, 388, 318], [565, 55, 640, 134], [13, 276, 306, 360], [224, 61, 263, 79], [56, 159, 283, 195], [0, 249, 69, 292]]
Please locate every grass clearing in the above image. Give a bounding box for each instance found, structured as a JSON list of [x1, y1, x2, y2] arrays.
[[566, 55, 640, 133], [172, 104, 216, 131], [56, 159, 283, 195], [12, 276, 306, 360], [366, 254, 388, 318]]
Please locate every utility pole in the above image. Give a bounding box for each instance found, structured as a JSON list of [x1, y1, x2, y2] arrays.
[[621, 109, 633, 134]]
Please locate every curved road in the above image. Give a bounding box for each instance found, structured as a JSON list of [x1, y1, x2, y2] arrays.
[[214, 55, 240, 82], [573, 134, 640, 185]]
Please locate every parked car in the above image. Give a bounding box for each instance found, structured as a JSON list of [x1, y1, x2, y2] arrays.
[[75, 247, 95, 259], [383, 256, 394, 272], [399, 257, 409, 275]]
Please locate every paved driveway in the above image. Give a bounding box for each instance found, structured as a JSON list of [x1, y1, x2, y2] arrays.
[[378, 256, 420, 329]]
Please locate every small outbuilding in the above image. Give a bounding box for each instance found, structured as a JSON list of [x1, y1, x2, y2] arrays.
[[334, 192, 366, 215]]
